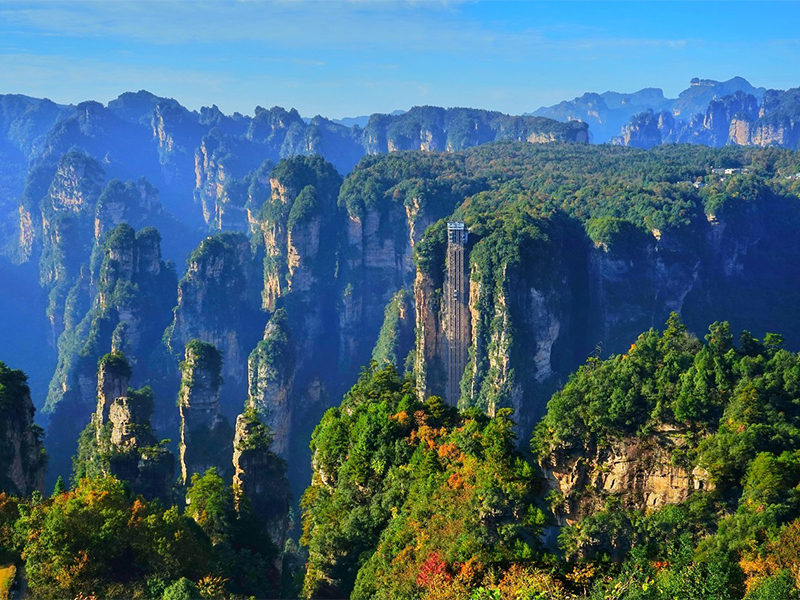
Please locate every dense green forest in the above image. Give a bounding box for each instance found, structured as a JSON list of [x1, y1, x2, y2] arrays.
[[301, 316, 800, 599], [5, 316, 800, 597], [0, 471, 285, 599]]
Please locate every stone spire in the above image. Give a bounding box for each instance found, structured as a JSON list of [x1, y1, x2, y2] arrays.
[[88, 352, 174, 503], [232, 405, 290, 570], [95, 352, 132, 432], [179, 340, 232, 484]]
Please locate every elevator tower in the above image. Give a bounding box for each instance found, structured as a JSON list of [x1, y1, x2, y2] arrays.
[[445, 222, 469, 406]]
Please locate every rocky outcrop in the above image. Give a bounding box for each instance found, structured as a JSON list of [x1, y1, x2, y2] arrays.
[[43, 223, 177, 486], [83, 352, 174, 502], [540, 427, 712, 527], [0, 362, 47, 496], [363, 106, 588, 153], [178, 340, 233, 484], [19, 148, 169, 361], [232, 408, 290, 560], [534, 89, 670, 144], [617, 110, 667, 149], [702, 91, 759, 146], [247, 157, 344, 484], [537, 77, 766, 144], [253, 156, 341, 308], [95, 352, 132, 428], [749, 87, 800, 148], [38, 152, 104, 342], [104, 390, 174, 502], [94, 178, 162, 241], [149, 100, 206, 192], [247, 310, 295, 459]]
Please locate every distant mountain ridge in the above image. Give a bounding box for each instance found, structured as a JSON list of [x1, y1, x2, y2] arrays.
[[533, 76, 769, 143]]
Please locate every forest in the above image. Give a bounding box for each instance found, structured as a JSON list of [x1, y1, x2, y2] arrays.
[[5, 313, 800, 598]]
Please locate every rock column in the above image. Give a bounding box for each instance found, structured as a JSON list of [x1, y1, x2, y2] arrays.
[[179, 340, 233, 484], [232, 407, 290, 568]]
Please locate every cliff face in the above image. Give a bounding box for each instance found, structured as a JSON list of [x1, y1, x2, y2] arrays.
[[254, 156, 341, 310], [588, 229, 703, 353], [187, 105, 582, 236], [247, 310, 295, 458], [95, 352, 131, 427], [148, 100, 205, 197], [94, 178, 162, 241], [44, 223, 176, 485], [413, 269, 448, 402], [194, 131, 270, 231], [232, 409, 290, 560], [363, 107, 588, 153], [246, 157, 345, 490], [701, 91, 760, 146], [371, 287, 415, 370], [0, 96, 67, 221], [410, 187, 798, 433], [618, 110, 664, 149], [339, 200, 415, 375], [0, 362, 47, 496], [167, 232, 265, 397], [750, 87, 800, 148], [540, 427, 712, 528], [537, 77, 766, 144], [178, 340, 233, 484], [337, 155, 484, 387], [414, 219, 586, 428], [2, 92, 584, 268], [46, 223, 177, 414], [19, 150, 172, 354], [38, 152, 104, 342]]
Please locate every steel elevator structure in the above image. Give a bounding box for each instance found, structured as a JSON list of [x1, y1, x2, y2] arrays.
[[445, 222, 469, 406]]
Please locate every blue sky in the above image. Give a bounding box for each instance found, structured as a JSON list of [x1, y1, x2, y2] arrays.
[[0, 1, 798, 119]]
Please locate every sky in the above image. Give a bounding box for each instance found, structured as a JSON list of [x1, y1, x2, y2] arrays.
[[0, 0, 798, 119]]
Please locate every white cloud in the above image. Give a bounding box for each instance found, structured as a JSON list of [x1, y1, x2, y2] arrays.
[[0, 0, 693, 57]]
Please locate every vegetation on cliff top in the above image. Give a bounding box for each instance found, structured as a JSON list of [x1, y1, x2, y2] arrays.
[[530, 314, 800, 598], [248, 308, 294, 393], [298, 313, 800, 599], [534, 312, 799, 487], [45, 222, 177, 413], [7, 310, 800, 597], [301, 362, 543, 599], [180, 339, 224, 391]]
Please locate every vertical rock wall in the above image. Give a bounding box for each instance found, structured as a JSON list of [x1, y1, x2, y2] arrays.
[[178, 340, 233, 484], [232, 408, 290, 565], [0, 362, 47, 496]]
